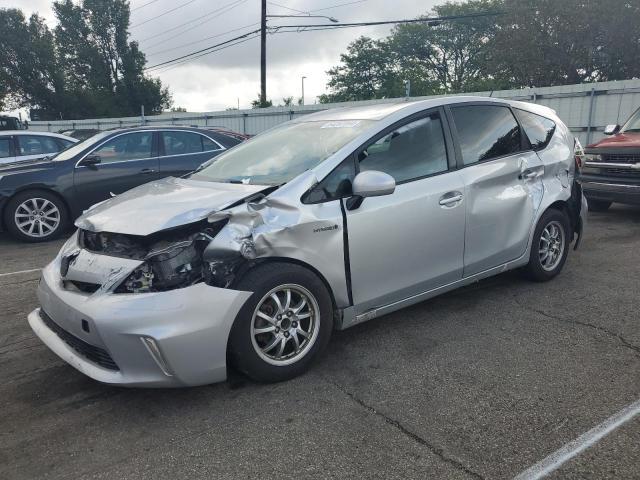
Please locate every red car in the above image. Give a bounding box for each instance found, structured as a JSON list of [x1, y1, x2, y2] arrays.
[[580, 108, 640, 211]]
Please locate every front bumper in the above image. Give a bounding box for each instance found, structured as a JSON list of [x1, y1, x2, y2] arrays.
[[29, 244, 252, 387], [581, 174, 640, 205]]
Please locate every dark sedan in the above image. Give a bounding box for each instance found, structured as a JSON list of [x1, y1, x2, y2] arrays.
[[0, 126, 243, 242]]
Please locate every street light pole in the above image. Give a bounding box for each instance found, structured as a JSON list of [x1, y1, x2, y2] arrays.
[[301, 76, 306, 105], [260, 0, 267, 107]]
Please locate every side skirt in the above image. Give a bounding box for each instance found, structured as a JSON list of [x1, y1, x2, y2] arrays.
[[338, 253, 530, 330]]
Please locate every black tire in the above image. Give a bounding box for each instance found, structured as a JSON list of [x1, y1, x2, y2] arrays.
[[587, 199, 612, 212], [4, 189, 70, 243], [523, 208, 570, 282], [228, 262, 334, 383]]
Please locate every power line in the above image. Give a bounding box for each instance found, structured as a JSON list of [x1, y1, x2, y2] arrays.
[[131, 0, 197, 29], [146, 22, 259, 57], [151, 34, 260, 74], [143, 0, 248, 51], [269, 11, 504, 32], [131, 0, 163, 12], [144, 29, 262, 71], [312, 0, 368, 13], [137, 0, 245, 44], [267, 1, 309, 15]]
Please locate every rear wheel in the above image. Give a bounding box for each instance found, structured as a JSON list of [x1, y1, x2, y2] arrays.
[[4, 190, 69, 243], [523, 209, 570, 282], [587, 199, 611, 212], [228, 262, 333, 383]]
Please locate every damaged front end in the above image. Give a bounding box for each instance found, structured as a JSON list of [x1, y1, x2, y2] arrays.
[[78, 219, 246, 294]]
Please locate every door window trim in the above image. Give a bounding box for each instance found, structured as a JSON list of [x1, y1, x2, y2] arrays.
[[75, 130, 159, 168], [158, 130, 225, 159], [444, 101, 532, 170], [302, 107, 456, 205]]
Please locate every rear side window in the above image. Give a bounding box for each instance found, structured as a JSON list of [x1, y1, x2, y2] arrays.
[[17, 135, 60, 156], [162, 131, 204, 156], [0, 137, 11, 158], [515, 109, 556, 151], [202, 136, 223, 151], [451, 105, 522, 165]]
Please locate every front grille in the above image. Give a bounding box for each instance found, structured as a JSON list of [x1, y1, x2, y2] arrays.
[[602, 153, 640, 164], [601, 167, 640, 176], [64, 280, 101, 294], [40, 310, 119, 371]]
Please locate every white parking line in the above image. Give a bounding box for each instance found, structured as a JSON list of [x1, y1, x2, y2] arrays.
[[0, 268, 42, 277], [514, 398, 640, 480]]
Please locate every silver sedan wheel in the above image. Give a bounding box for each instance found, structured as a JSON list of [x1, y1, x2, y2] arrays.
[[539, 220, 565, 271], [251, 284, 319, 366], [14, 198, 61, 238]]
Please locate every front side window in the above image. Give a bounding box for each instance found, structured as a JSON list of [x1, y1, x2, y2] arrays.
[[162, 131, 204, 156], [359, 112, 448, 183], [515, 109, 556, 151], [451, 105, 522, 165], [17, 135, 60, 156], [0, 137, 11, 158], [92, 132, 153, 164], [190, 120, 373, 186]]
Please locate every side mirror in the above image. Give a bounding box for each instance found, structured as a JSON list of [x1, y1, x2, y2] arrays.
[[347, 170, 396, 210], [80, 154, 101, 167], [603, 124, 620, 135]]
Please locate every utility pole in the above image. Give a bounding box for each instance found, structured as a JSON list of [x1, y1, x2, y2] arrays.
[[301, 76, 306, 105], [260, 0, 267, 107]]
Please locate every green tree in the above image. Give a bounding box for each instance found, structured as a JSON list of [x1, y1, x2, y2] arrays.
[[490, 0, 640, 87], [390, 0, 506, 93], [251, 93, 273, 108], [0, 1, 171, 120]]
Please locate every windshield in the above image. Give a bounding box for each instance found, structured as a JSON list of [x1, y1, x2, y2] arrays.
[[52, 131, 111, 161], [189, 120, 374, 185], [621, 108, 640, 133]]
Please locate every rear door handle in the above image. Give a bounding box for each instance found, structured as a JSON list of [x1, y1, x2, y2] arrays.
[[439, 192, 463, 206], [519, 168, 541, 180], [140, 168, 156, 174]]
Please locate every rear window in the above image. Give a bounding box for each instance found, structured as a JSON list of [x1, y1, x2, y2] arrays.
[[515, 109, 556, 151], [451, 105, 522, 165]]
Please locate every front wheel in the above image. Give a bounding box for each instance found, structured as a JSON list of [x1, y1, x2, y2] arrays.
[[523, 209, 570, 282], [4, 190, 69, 243], [228, 262, 333, 383]]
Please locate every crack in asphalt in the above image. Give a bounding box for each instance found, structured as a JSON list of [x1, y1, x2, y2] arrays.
[[325, 378, 485, 480], [512, 296, 640, 357]]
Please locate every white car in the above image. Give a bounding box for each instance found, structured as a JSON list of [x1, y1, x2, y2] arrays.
[[0, 131, 77, 165]]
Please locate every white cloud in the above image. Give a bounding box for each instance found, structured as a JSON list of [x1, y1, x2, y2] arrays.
[[3, 0, 439, 113]]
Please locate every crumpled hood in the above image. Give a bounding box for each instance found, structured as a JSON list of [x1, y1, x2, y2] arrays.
[[588, 132, 640, 149], [75, 177, 269, 236]]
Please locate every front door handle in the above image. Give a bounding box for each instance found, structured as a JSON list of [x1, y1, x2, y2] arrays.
[[140, 168, 156, 174], [439, 192, 463, 206]]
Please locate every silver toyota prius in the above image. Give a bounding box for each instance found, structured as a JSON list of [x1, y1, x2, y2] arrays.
[[28, 97, 588, 387]]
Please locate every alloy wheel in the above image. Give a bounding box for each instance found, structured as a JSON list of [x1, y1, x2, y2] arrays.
[[14, 198, 61, 238], [250, 284, 319, 366], [538, 220, 565, 271]]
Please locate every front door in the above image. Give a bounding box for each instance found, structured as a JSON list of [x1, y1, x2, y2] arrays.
[[448, 104, 544, 276], [345, 110, 466, 314], [73, 131, 160, 212]]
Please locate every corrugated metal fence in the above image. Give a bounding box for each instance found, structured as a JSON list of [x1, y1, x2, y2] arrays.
[[29, 79, 640, 146]]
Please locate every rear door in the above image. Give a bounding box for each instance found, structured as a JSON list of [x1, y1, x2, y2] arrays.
[[159, 130, 225, 177], [448, 103, 544, 276], [0, 135, 16, 165], [73, 131, 160, 209]]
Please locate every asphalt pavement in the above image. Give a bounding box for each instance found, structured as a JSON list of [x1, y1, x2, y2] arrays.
[[0, 205, 638, 479]]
